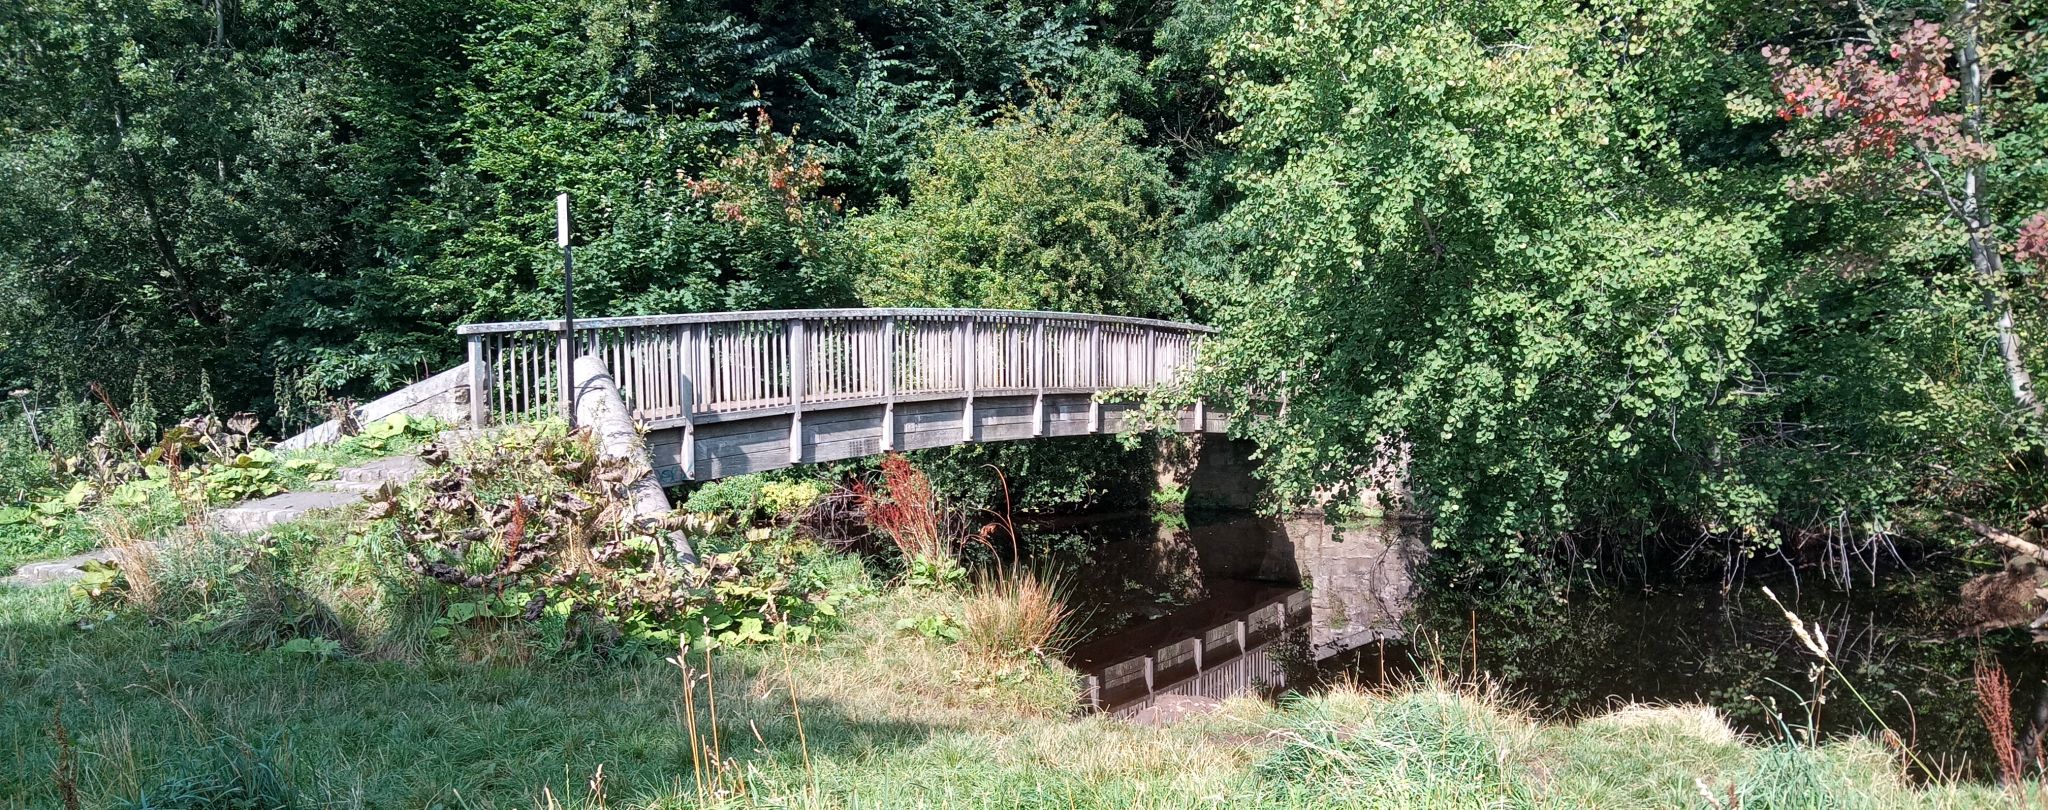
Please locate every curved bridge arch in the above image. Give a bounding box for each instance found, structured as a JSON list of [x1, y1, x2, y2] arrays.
[[456, 308, 1225, 483]]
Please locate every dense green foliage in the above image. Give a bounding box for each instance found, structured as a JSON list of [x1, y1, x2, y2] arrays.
[[1191, 0, 2048, 570], [8, 0, 2048, 573], [844, 99, 1185, 317], [0, 0, 1174, 421]]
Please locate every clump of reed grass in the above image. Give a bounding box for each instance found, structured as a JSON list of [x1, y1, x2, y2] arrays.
[[958, 567, 1074, 665]]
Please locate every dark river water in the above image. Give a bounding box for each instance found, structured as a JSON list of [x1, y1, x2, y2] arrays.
[[1022, 509, 2039, 778]]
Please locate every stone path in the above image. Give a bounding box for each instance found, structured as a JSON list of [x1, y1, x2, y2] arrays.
[[1, 454, 424, 588]]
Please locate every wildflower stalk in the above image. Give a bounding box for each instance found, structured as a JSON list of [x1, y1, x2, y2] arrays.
[[1762, 586, 1936, 781]]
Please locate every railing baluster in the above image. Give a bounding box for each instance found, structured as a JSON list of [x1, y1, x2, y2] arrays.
[[789, 318, 805, 464], [961, 315, 975, 441], [882, 316, 896, 450], [467, 335, 488, 426], [1088, 322, 1102, 432], [1032, 318, 1045, 435], [1146, 328, 1158, 388]]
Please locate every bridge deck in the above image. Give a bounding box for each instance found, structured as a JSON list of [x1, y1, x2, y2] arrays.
[[458, 308, 1223, 481]]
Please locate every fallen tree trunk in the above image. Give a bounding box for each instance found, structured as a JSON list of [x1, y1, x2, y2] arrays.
[[573, 355, 696, 566]]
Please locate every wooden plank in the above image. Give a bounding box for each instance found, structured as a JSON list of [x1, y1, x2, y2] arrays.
[[961, 316, 976, 442], [466, 337, 488, 426]]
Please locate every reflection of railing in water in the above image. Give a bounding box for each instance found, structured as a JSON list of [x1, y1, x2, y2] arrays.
[[1083, 590, 1313, 717]]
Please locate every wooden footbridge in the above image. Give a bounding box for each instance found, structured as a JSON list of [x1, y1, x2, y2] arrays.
[[424, 309, 1222, 483]]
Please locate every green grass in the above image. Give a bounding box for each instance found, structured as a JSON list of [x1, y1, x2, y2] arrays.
[[0, 520, 93, 575], [0, 423, 2031, 808], [2, 570, 2032, 809]]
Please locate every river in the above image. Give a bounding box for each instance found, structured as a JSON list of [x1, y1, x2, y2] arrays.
[[1021, 509, 2038, 778]]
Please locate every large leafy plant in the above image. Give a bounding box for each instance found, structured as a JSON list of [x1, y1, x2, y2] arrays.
[[369, 424, 838, 653]]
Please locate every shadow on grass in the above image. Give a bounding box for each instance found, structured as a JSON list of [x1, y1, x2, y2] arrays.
[[0, 583, 958, 808]]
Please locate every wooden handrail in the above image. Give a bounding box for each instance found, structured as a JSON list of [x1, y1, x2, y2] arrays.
[[456, 307, 1217, 336], [460, 308, 1213, 427]]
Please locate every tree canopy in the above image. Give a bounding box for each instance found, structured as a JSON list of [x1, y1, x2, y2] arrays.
[[7, 0, 2048, 573]]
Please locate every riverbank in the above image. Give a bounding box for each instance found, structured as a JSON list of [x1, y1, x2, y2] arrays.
[[0, 574, 2026, 808]]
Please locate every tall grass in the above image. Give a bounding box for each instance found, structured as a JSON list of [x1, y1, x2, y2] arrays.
[[959, 568, 1074, 665], [1259, 685, 1537, 809]]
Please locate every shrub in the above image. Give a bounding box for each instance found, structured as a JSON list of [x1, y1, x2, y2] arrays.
[[369, 423, 840, 655], [0, 411, 58, 503], [335, 413, 441, 454], [842, 98, 1183, 318], [909, 437, 1153, 515], [683, 474, 825, 523], [851, 453, 986, 587]]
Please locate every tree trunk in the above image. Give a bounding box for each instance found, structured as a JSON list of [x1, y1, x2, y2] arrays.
[[1959, 0, 2047, 429], [95, 39, 213, 329]]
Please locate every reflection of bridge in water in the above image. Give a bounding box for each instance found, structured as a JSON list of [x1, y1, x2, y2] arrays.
[[1060, 513, 1427, 718], [1080, 589, 1310, 717]]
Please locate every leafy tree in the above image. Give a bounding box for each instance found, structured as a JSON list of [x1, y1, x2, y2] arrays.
[[1195, 0, 2048, 575], [1196, 0, 1792, 565], [1764, 5, 2048, 432], [0, 0, 1148, 423], [0, 0, 351, 415], [301, 0, 860, 393], [845, 99, 1183, 318]]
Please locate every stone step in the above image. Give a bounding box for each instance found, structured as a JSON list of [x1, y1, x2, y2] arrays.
[[209, 489, 364, 535], [337, 454, 426, 485], [5, 453, 429, 588], [3, 549, 122, 587]]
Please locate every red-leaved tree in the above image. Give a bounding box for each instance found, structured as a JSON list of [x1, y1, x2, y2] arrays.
[[1767, 7, 2048, 429]]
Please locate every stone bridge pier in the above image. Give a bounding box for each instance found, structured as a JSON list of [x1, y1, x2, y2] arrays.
[[1153, 434, 1264, 512], [1148, 433, 1431, 658]]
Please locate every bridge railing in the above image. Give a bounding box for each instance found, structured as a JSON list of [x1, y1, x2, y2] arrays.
[[455, 308, 1214, 426]]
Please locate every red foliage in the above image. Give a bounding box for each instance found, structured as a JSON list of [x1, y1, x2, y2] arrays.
[[850, 453, 950, 560], [682, 109, 838, 228], [2016, 211, 2048, 268], [1764, 21, 1990, 197], [1974, 659, 2024, 785]]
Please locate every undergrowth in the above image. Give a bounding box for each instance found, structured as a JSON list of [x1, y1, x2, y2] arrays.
[[0, 412, 442, 576]]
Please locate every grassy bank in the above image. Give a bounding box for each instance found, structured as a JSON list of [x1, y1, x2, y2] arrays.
[[0, 413, 444, 576], [0, 425, 2033, 808], [1, 576, 2030, 809]]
